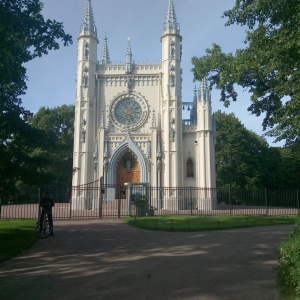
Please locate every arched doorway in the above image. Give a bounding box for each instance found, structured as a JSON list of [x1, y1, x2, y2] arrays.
[[117, 151, 140, 187]]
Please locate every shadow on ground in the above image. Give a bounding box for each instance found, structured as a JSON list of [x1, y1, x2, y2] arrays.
[[0, 219, 291, 300]]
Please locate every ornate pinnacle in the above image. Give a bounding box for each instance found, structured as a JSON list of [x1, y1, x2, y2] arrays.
[[100, 32, 111, 65], [163, 0, 180, 32], [81, 0, 97, 35]]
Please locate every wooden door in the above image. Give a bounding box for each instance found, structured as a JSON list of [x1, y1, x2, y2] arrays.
[[117, 153, 140, 187]]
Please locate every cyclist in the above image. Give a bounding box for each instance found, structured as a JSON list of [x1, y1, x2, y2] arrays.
[[39, 192, 54, 235]]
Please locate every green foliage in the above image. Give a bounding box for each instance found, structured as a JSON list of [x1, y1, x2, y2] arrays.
[[0, 0, 72, 198], [123, 215, 300, 232], [214, 111, 300, 190], [132, 193, 147, 204], [28, 105, 75, 185], [1, 181, 39, 204], [0, 105, 75, 204], [214, 111, 269, 189], [276, 222, 300, 299], [192, 0, 300, 145], [0, 219, 37, 262]]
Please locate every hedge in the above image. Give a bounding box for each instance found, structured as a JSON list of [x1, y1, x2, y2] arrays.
[[276, 222, 300, 299]]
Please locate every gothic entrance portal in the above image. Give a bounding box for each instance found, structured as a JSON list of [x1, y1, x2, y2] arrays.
[[117, 152, 140, 196]]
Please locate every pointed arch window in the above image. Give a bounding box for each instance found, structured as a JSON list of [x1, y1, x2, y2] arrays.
[[186, 158, 194, 178]]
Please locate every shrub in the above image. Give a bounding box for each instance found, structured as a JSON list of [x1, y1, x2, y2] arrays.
[[276, 222, 300, 299]]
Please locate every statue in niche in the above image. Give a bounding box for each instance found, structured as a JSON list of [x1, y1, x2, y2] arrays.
[[93, 161, 97, 170], [125, 160, 131, 172], [169, 74, 175, 87], [170, 46, 175, 57], [147, 159, 151, 171], [84, 42, 89, 59], [82, 74, 88, 88], [157, 159, 161, 171], [170, 39, 175, 57], [80, 130, 86, 143], [170, 128, 175, 142], [180, 44, 182, 60], [127, 77, 134, 91], [103, 160, 109, 171]]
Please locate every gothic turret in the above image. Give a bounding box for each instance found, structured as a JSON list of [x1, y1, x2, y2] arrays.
[[161, 0, 183, 188], [195, 78, 216, 192], [72, 0, 99, 189]]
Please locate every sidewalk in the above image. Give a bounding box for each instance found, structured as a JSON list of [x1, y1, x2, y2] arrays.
[[0, 219, 291, 300]]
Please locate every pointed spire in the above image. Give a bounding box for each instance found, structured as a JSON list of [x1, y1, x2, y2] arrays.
[[125, 37, 133, 74], [193, 85, 197, 102], [163, 0, 180, 32], [100, 32, 111, 65], [199, 78, 211, 101], [81, 0, 97, 36], [191, 86, 198, 125]]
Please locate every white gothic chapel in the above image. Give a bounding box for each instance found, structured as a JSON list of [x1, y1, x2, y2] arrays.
[[72, 0, 217, 209]]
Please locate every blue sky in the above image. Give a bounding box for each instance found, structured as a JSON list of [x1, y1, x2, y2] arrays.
[[22, 0, 282, 146]]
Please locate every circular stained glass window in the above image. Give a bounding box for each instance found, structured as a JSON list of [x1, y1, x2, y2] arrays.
[[115, 98, 142, 126]]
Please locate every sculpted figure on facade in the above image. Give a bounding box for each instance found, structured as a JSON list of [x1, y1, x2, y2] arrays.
[[84, 42, 89, 59], [80, 130, 86, 143], [170, 128, 175, 142]]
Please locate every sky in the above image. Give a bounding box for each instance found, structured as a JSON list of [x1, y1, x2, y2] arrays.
[[22, 0, 283, 146]]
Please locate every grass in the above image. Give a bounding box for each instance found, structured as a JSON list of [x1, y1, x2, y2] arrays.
[[0, 219, 37, 263], [123, 215, 300, 231]]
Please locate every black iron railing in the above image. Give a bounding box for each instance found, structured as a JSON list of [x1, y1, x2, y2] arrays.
[[1, 184, 299, 219]]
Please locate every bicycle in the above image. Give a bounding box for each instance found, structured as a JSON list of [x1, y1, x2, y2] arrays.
[[36, 209, 53, 238]]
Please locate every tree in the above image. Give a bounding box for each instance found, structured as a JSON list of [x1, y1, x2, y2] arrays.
[[0, 0, 72, 198], [214, 111, 300, 190], [192, 0, 300, 145], [28, 105, 75, 184], [214, 111, 269, 189]]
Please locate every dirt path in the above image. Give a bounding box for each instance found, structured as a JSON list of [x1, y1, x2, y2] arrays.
[[0, 219, 291, 300]]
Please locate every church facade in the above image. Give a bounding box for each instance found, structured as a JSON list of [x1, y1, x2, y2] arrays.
[[72, 0, 216, 209]]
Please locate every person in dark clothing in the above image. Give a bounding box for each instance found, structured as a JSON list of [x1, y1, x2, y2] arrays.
[[39, 192, 54, 235]]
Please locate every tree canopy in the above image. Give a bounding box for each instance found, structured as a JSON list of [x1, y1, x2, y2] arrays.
[[28, 105, 75, 184], [0, 0, 72, 197], [192, 0, 300, 145], [214, 111, 300, 190], [214, 111, 269, 189]]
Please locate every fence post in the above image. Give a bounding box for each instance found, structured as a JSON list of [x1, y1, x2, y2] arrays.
[[38, 188, 42, 219], [69, 186, 72, 219], [297, 189, 299, 216], [265, 188, 268, 215], [117, 187, 121, 219], [229, 187, 232, 216], [189, 186, 193, 216], [99, 177, 103, 219]]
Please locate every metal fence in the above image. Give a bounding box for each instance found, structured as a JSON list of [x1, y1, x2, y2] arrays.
[[1, 182, 300, 219]]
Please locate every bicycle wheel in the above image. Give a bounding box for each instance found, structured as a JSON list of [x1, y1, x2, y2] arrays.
[[36, 218, 52, 238]]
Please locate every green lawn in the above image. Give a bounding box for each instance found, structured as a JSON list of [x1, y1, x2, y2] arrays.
[[123, 215, 300, 231], [0, 219, 37, 263]]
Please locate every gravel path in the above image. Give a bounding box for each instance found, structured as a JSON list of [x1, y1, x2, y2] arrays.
[[0, 219, 291, 300]]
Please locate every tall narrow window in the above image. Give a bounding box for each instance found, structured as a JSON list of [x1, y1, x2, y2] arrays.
[[187, 158, 194, 178]]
